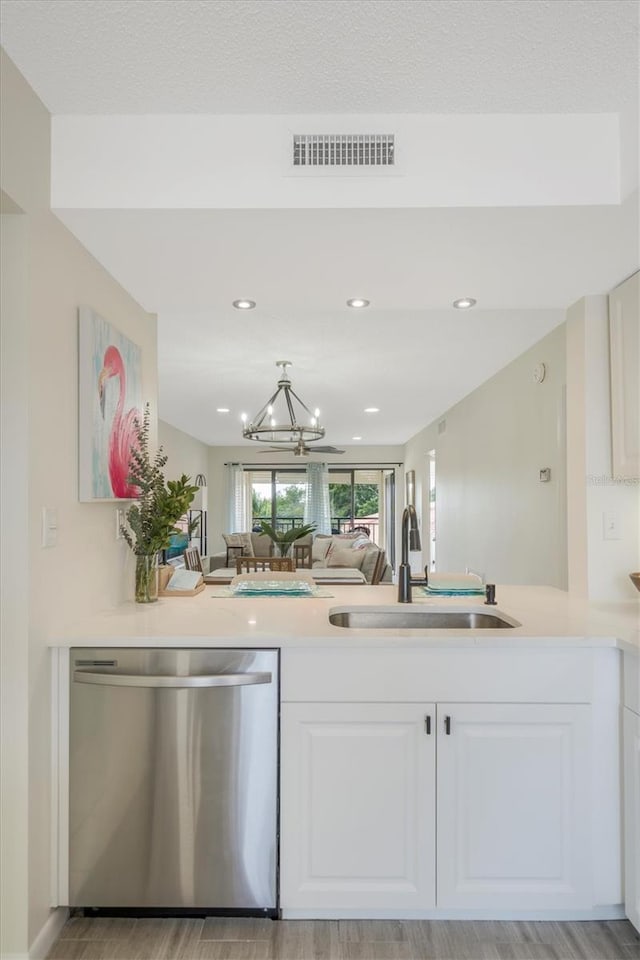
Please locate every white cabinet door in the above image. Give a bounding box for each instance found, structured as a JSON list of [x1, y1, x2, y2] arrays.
[[281, 702, 436, 912], [436, 703, 592, 910], [624, 706, 640, 933]]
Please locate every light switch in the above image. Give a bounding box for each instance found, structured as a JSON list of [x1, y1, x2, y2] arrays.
[[42, 507, 58, 548], [116, 508, 126, 540], [603, 512, 621, 540]]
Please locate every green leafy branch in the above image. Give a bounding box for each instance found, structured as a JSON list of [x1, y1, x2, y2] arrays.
[[120, 404, 199, 556], [258, 519, 316, 555]]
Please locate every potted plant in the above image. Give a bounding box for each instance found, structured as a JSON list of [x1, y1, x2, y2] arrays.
[[187, 512, 201, 547], [258, 519, 316, 557], [121, 405, 199, 602]]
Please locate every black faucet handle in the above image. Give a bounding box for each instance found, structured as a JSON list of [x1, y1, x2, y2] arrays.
[[485, 584, 497, 605]]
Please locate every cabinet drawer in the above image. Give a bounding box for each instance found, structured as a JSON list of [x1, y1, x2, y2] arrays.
[[282, 647, 595, 703]]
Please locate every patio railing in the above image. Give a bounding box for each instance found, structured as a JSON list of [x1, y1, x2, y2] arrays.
[[252, 516, 380, 544]]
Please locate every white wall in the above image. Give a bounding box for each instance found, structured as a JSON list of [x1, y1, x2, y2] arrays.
[[566, 293, 640, 601], [404, 325, 567, 587], [0, 50, 157, 955]]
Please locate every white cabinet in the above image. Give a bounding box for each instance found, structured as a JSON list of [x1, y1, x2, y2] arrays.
[[279, 646, 620, 918], [436, 703, 592, 910], [609, 271, 640, 478], [623, 652, 640, 933], [281, 698, 593, 915], [280, 702, 436, 912]]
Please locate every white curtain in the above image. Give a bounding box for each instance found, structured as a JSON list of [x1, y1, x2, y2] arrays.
[[304, 461, 331, 534], [226, 463, 248, 532]]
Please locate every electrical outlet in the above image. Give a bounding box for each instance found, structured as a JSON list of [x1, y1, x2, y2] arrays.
[[603, 512, 621, 540], [116, 508, 126, 540]]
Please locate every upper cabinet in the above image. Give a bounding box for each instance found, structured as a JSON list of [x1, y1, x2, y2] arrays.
[[609, 271, 640, 478]]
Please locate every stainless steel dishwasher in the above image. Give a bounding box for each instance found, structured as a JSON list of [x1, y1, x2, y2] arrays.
[[69, 648, 279, 913]]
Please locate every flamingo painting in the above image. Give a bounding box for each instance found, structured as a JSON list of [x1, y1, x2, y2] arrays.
[[98, 345, 141, 498], [79, 307, 143, 501]]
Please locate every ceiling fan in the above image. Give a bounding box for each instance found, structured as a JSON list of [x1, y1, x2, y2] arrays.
[[258, 439, 345, 456]]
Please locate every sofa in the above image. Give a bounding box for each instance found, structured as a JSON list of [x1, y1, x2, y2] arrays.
[[206, 530, 391, 584], [311, 533, 392, 584]]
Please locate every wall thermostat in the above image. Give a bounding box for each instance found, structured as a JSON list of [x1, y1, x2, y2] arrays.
[[533, 362, 546, 383]]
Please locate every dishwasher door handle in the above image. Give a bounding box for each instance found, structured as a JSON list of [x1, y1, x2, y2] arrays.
[[73, 670, 272, 688]]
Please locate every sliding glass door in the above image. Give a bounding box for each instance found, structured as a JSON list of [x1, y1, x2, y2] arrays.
[[246, 467, 395, 558], [249, 470, 306, 532]]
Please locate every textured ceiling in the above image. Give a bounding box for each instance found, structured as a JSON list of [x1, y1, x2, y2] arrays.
[[1, 0, 637, 115]]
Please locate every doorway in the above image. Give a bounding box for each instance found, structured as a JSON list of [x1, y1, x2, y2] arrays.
[[428, 450, 436, 571]]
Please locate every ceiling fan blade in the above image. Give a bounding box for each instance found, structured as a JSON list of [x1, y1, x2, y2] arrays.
[[255, 444, 345, 455], [257, 446, 296, 453]]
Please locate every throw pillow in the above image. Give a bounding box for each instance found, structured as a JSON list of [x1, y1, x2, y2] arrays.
[[222, 532, 254, 557], [312, 537, 332, 564], [251, 533, 273, 557], [326, 542, 365, 570], [359, 545, 380, 583], [351, 534, 371, 550]]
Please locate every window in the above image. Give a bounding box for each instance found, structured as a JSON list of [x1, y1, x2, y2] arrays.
[[244, 467, 394, 554], [328, 470, 382, 542], [249, 470, 307, 533]]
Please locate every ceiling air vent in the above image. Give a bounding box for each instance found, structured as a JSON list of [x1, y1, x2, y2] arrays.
[[293, 134, 395, 167]]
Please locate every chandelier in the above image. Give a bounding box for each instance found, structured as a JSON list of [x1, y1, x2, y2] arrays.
[[241, 361, 325, 445]]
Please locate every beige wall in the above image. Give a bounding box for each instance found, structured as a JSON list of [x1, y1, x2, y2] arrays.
[[1, 207, 30, 957], [1, 50, 157, 955], [566, 294, 640, 601], [159, 419, 210, 484], [159, 419, 210, 546], [404, 325, 567, 587]]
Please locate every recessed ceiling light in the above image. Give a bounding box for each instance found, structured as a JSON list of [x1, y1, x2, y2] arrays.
[[453, 297, 477, 309], [346, 298, 370, 308], [352, 436, 362, 440], [216, 407, 230, 413], [232, 299, 256, 310], [364, 407, 379, 413]]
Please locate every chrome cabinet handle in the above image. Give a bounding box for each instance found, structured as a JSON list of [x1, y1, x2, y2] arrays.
[[73, 670, 272, 688]]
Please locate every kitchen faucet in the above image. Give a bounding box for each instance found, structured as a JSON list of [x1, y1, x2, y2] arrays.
[[397, 504, 427, 603]]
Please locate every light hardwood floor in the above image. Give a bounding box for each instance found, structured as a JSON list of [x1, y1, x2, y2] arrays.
[[46, 917, 640, 960]]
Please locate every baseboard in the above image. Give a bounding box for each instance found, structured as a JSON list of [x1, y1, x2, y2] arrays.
[[280, 904, 626, 921], [29, 906, 68, 960]]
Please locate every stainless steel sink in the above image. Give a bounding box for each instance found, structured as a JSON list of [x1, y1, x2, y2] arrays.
[[328, 605, 520, 629]]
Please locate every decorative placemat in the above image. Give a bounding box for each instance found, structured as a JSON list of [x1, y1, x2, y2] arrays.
[[209, 587, 334, 599], [232, 579, 314, 596], [417, 586, 485, 598]]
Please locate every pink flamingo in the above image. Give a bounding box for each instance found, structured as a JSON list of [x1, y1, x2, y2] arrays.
[[98, 345, 140, 498]]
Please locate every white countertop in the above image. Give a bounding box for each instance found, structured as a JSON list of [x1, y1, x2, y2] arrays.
[[52, 584, 640, 654]]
